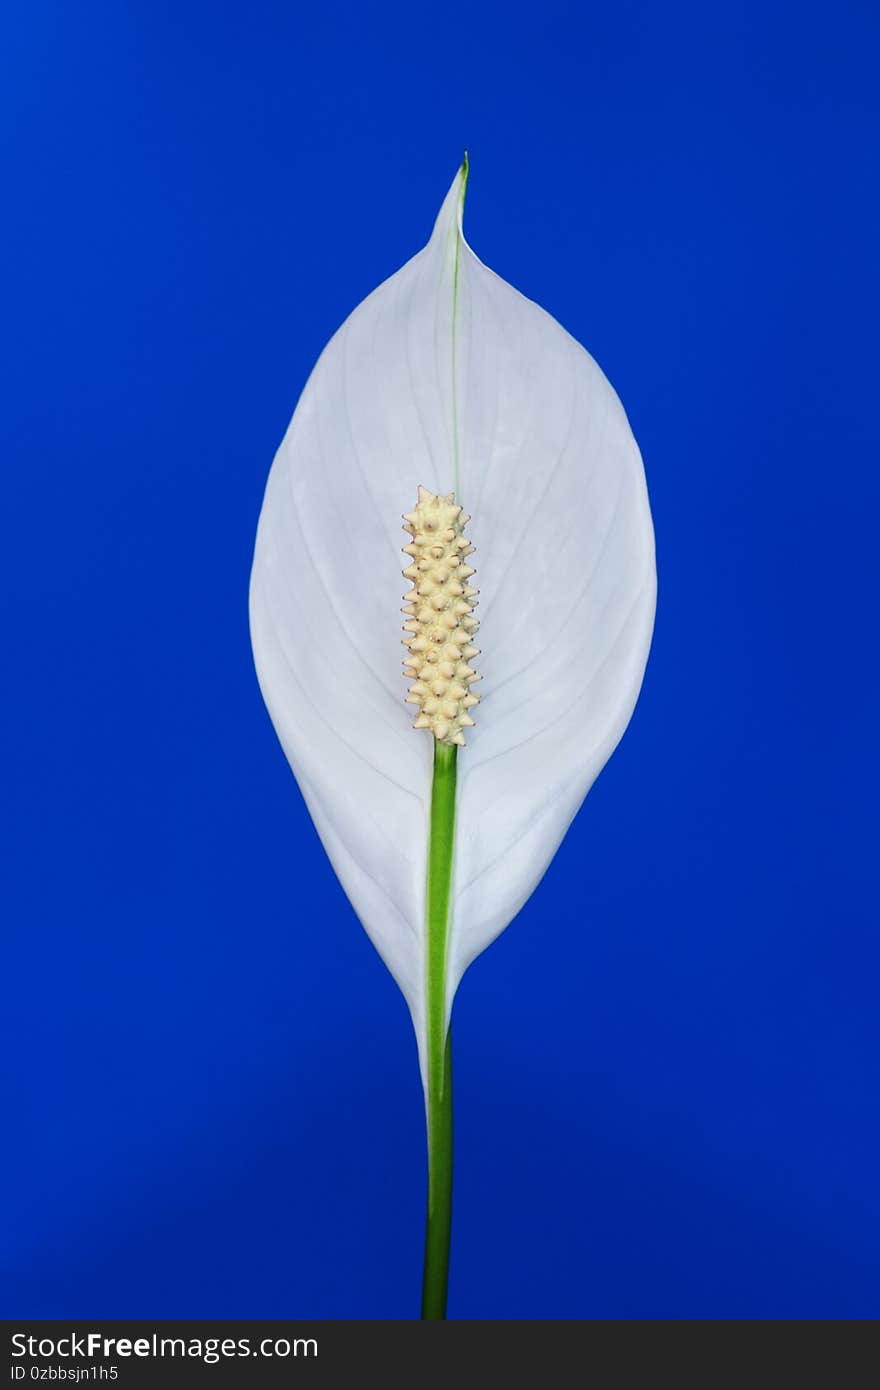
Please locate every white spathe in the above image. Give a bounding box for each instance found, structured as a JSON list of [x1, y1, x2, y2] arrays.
[[249, 165, 656, 1085]]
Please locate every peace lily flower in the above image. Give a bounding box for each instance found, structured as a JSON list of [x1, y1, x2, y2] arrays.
[[249, 157, 655, 1318]]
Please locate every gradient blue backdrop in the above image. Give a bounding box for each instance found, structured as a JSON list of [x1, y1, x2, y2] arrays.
[[3, 1, 878, 1319]]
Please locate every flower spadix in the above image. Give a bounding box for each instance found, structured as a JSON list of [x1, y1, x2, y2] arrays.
[[402, 486, 480, 747], [249, 161, 656, 1089]]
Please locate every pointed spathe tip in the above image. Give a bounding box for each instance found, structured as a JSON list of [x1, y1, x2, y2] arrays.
[[430, 153, 470, 247]]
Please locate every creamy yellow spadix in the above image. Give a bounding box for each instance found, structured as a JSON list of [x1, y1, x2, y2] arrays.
[[401, 486, 480, 746]]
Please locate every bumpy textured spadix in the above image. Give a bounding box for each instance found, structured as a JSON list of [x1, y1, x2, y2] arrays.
[[402, 486, 480, 747], [249, 163, 656, 1088]]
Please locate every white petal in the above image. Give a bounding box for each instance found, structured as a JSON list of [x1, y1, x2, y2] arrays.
[[249, 164, 655, 1076]]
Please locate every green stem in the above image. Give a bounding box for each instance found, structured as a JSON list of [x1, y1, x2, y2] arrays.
[[421, 740, 457, 1320]]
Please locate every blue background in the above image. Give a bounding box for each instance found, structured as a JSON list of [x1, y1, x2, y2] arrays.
[[3, 1, 878, 1319]]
